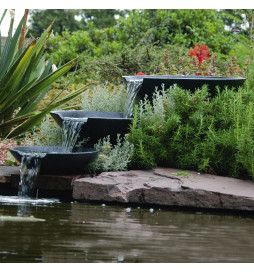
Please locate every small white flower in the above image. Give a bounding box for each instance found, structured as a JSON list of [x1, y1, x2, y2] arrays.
[[126, 207, 131, 212], [101, 204, 106, 207], [9, 9, 15, 19], [52, 64, 57, 72], [149, 208, 154, 213]]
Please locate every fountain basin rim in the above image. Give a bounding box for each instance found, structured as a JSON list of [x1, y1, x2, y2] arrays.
[[123, 75, 246, 81], [9, 146, 99, 157], [9, 146, 99, 175], [50, 110, 133, 121]]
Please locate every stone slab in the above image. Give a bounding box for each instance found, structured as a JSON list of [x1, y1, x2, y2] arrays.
[[0, 166, 80, 191], [0, 166, 19, 183], [72, 168, 254, 212], [10, 173, 80, 191]]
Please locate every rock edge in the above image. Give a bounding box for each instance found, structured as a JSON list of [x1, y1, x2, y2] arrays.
[[72, 168, 254, 211]]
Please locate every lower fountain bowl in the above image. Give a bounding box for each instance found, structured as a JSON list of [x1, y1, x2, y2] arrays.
[[9, 146, 99, 175]]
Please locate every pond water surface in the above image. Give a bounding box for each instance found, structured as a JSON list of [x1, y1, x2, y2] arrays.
[[0, 196, 254, 263]]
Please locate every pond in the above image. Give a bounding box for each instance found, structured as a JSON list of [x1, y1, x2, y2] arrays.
[[0, 196, 254, 263]]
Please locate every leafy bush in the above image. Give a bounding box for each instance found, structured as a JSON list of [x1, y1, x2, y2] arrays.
[[47, 37, 246, 86], [26, 115, 62, 146], [87, 134, 134, 173], [80, 82, 126, 112], [129, 83, 254, 180], [47, 29, 96, 65], [115, 10, 234, 54]]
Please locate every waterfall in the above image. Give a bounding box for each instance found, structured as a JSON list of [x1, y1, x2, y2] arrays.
[[18, 153, 46, 198], [62, 117, 87, 152], [124, 80, 143, 118]]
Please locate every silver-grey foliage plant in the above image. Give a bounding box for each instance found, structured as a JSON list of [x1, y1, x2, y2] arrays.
[[80, 82, 126, 112], [29, 115, 62, 146], [87, 134, 134, 173]]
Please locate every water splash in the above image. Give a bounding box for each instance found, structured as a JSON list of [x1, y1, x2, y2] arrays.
[[124, 80, 142, 118], [18, 153, 46, 198], [62, 117, 87, 152]]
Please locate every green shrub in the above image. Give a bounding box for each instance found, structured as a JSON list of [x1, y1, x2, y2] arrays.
[[26, 115, 62, 146], [116, 10, 234, 54], [47, 29, 96, 64], [80, 82, 126, 112], [129, 83, 254, 180], [86, 134, 134, 173]]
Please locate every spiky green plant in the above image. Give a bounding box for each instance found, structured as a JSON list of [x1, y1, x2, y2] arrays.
[[0, 10, 91, 139]]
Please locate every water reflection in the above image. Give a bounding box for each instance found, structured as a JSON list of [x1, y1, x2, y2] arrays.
[[0, 198, 254, 262]]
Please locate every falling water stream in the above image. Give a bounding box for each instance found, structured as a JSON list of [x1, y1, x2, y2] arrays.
[[18, 153, 46, 198], [124, 80, 142, 118], [62, 117, 87, 152]]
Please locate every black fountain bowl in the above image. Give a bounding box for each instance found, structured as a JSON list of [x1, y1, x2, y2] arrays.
[[9, 146, 99, 175], [123, 75, 246, 99], [50, 110, 133, 146]]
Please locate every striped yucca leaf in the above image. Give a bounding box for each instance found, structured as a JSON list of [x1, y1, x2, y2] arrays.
[[0, 9, 7, 25], [6, 82, 95, 138], [0, 14, 24, 80], [3, 41, 37, 95], [0, 10, 86, 139]]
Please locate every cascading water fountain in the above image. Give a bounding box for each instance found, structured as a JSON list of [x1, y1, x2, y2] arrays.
[[9, 74, 247, 198], [10, 119, 99, 197]]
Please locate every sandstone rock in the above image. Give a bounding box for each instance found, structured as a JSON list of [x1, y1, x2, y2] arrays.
[[72, 168, 254, 211]]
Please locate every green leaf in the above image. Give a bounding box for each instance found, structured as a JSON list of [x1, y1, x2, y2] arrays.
[[0, 15, 24, 80], [0, 13, 82, 139], [6, 82, 94, 138], [0, 9, 7, 25]]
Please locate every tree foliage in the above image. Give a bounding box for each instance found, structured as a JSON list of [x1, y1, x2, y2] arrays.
[[28, 9, 80, 37], [28, 9, 129, 37], [78, 9, 129, 29]]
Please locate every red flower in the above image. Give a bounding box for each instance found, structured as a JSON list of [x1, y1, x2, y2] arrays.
[[136, 72, 147, 75], [188, 44, 210, 65]]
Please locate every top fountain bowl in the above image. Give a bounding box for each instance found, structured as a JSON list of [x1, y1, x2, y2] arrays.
[[123, 75, 246, 99], [50, 110, 133, 146], [9, 146, 99, 175]]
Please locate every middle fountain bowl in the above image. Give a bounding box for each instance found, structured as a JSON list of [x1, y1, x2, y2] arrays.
[[50, 110, 133, 146], [9, 146, 99, 175]]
